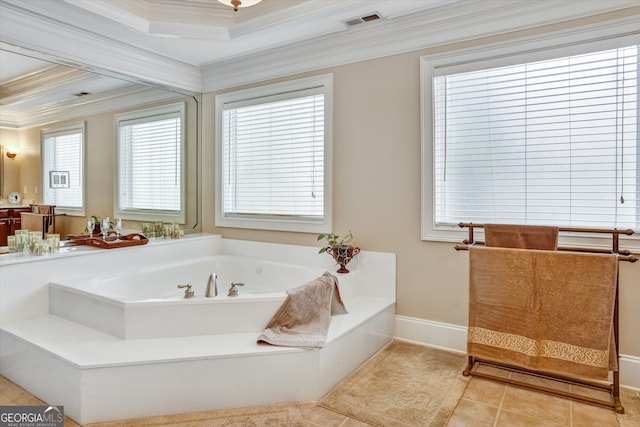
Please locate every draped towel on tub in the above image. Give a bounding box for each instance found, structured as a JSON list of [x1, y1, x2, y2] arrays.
[[468, 246, 618, 381], [257, 271, 348, 349]]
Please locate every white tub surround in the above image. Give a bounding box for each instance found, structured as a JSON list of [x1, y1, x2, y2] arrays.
[[0, 235, 396, 424], [48, 255, 328, 339], [0, 235, 222, 324]]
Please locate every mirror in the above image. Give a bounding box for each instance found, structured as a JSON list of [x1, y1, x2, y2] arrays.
[[0, 44, 201, 235]]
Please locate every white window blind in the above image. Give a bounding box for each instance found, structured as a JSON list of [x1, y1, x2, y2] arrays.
[[116, 103, 185, 221], [216, 74, 332, 233], [42, 123, 84, 212], [433, 44, 638, 229]]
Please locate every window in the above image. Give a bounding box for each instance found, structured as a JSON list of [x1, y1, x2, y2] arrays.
[[422, 31, 639, 245], [215, 74, 333, 233], [116, 103, 185, 222], [41, 122, 85, 215]]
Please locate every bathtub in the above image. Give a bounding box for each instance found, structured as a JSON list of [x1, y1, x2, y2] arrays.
[[2, 236, 396, 424], [50, 255, 329, 339]]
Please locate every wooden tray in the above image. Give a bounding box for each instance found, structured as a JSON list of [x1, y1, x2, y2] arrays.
[[67, 233, 148, 249]]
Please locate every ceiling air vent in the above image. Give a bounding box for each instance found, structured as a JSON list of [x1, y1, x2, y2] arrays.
[[345, 13, 381, 27]]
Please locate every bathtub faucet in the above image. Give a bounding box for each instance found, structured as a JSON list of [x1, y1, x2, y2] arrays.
[[206, 273, 217, 297], [228, 282, 245, 297], [178, 284, 194, 299]]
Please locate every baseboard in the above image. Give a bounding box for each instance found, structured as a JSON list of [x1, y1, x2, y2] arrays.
[[394, 315, 640, 391], [619, 355, 640, 391], [394, 315, 467, 354]]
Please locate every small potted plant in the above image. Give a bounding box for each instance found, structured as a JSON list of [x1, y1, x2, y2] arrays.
[[318, 231, 360, 273]]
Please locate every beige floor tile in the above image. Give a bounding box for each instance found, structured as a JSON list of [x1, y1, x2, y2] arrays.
[[462, 377, 506, 407], [342, 418, 374, 426], [474, 364, 511, 379], [447, 398, 498, 427], [570, 384, 613, 402], [618, 386, 640, 427], [0, 377, 41, 406], [501, 385, 571, 425], [572, 401, 619, 427], [496, 409, 566, 427], [509, 372, 571, 393], [299, 405, 349, 427]]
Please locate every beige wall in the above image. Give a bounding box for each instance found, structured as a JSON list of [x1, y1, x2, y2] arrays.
[[0, 127, 39, 199], [202, 9, 640, 357], [0, 128, 19, 197]]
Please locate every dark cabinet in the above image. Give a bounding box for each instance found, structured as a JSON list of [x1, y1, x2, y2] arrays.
[[0, 207, 31, 246]]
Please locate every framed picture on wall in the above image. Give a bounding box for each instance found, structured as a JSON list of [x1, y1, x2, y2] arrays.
[[50, 171, 70, 188]]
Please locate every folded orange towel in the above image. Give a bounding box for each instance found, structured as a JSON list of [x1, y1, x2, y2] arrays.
[[484, 223, 558, 250]]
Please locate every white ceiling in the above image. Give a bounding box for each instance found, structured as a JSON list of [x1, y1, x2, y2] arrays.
[[1, 0, 462, 67], [58, 0, 460, 66]]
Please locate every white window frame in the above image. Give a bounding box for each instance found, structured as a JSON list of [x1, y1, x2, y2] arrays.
[[421, 19, 640, 249], [41, 121, 86, 216], [115, 102, 186, 223], [215, 74, 333, 233]]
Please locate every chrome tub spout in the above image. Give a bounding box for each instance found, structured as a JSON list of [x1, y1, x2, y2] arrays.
[[206, 273, 217, 297]]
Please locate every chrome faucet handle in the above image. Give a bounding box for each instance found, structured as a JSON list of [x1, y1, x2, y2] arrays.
[[178, 284, 194, 298], [227, 282, 245, 297]]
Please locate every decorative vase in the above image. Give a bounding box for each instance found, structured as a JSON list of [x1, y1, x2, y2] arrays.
[[326, 245, 361, 273]]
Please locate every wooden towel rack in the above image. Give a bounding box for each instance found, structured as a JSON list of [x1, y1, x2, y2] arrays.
[[455, 222, 637, 414]]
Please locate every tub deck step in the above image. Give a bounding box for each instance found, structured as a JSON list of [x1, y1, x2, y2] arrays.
[[1, 296, 395, 424], [1, 296, 393, 369]]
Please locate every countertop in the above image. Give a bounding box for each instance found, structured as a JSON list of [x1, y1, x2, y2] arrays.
[[0, 205, 32, 209]]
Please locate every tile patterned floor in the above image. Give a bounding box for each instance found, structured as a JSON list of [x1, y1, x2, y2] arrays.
[[2, 365, 639, 426], [447, 364, 639, 427]]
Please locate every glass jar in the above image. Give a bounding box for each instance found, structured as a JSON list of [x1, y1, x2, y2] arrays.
[[154, 221, 164, 238], [7, 235, 17, 252]]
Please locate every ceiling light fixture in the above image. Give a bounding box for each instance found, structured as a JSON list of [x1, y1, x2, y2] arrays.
[[217, 0, 263, 12]]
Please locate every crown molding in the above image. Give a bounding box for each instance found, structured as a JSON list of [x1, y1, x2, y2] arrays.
[[65, 0, 234, 39], [201, 0, 640, 92], [228, 0, 343, 39], [0, 114, 19, 129], [0, 1, 201, 93], [1, 65, 95, 106], [63, 0, 152, 34], [63, 0, 318, 40], [0, 86, 181, 129]]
